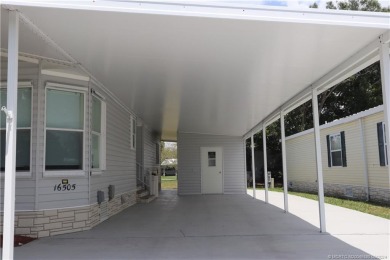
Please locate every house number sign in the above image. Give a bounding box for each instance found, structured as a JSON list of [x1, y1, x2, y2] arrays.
[[53, 179, 76, 191]]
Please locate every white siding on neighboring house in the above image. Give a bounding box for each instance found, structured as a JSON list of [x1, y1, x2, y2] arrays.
[[177, 133, 246, 195]]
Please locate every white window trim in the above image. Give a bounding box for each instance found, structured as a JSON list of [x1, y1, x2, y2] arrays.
[[0, 82, 33, 178], [43, 83, 87, 177], [130, 116, 136, 150], [91, 93, 106, 175], [382, 122, 388, 166], [329, 133, 343, 167]]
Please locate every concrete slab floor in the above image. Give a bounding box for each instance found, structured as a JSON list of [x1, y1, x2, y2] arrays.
[[4, 190, 389, 260]]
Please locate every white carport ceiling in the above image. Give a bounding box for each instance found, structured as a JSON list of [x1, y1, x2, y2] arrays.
[[1, 2, 389, 140]]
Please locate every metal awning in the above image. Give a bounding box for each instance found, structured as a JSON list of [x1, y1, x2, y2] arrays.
[[1, 1, 389, 141]]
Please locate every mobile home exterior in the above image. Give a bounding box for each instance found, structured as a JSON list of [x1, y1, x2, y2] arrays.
[[0, 2, 389, 256], [286, 106, 389, 204]]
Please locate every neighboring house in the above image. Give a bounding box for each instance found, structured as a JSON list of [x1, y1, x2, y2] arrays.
[[286, 106, 389, 204]]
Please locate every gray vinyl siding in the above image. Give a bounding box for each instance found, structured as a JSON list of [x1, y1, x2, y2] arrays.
[[90, 82, 136, 205], [177, 133, 246, 195], [36, 74, 90, 210], [136, 125, 143, 165], [143, 127, 160, 170], [0, 60, 39, 211]]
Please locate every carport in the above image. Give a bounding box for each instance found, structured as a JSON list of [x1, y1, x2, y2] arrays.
[[1, 1, 389, 259]]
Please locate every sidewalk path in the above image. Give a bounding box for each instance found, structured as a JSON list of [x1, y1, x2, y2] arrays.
[[248, 189, 390, 258]]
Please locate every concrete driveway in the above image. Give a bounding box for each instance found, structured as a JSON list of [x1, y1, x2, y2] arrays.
[[9, 190, 389, 259]]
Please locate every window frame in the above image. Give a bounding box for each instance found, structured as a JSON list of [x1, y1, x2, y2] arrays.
[[329, 133, 343, 167], [43, 83, 87, 177], [382, 123, 388, 166], [130, 116, 136, 150], [91, 90, 106, 174], [0, 81, 33, 178], [378, 122, 388, 166]]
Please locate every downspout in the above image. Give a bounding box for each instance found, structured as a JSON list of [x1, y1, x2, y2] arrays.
[[359, 118, 369, 201]]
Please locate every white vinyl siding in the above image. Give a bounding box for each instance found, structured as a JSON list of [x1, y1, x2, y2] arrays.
[[177, 133, 246, 195]]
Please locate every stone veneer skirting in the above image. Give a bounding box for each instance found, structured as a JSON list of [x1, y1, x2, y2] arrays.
[[289, 181, 389, 205], [0, 191, 136, 238]]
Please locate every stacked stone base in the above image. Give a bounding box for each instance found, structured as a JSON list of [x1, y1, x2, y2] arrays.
[[0, 191, 136, 238], [289, 181, 389, 205]]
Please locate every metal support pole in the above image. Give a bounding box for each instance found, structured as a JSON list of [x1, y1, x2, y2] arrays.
[[312, 88, 326, 233], [251, 134, 256, 198], [262, 127, 269, 203], [2, 10, 19, 260], [280, 111, 288, 213], [379, 38, 390, 178]]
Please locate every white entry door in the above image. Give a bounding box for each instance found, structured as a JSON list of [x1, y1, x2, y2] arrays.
[[201, 147, 223, 194]]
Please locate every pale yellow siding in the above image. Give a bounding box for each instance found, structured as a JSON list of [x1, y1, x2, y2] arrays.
[[286, 132, 316, 183], [320, 120, 365, 186], [286, 110, 389, 190], [362, 112, 389, 188]]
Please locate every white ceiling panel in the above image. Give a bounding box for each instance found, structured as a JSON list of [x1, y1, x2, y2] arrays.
[[1, 3, 388, 140]]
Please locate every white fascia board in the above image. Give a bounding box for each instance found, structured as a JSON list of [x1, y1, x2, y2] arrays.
[[41, 68, 90, 82], [285, 105, 384, 141], [0, 50, 39, 64], [3, 0, 390, 29]]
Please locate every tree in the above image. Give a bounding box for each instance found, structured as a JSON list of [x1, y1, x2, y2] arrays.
[[284, 0, 387, 136], [161, 142, 177, 162]]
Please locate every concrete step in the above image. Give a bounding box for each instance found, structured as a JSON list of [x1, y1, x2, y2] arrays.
[[137, 195, 157, 204], [137, 189, 149, 198]]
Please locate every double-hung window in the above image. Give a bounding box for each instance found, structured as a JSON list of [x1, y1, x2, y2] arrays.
[[326, 131, 347, 167], [0, 84, 32, 174], [377, 122, 388, 166], [45, 85, 85, 174], [91, 93, 106, 172]]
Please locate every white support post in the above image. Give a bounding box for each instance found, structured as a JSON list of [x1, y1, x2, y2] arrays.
[[280, 111, 288, 213], [2, 10, 19, 260], [251, 134, 256, 198], [379, 38, 390, 179], [312, 88, 326, 233], [262, 127, 269, 204]]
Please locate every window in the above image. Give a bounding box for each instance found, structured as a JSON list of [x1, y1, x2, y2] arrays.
[[326, 131, 347, 167], [91, 93, 106, 171], [377, 122, 388, 166], [0, 86, 32, 172], [130, 116, 136, 150], [45, 86, 85, 172], [208, 152, 216, 167]]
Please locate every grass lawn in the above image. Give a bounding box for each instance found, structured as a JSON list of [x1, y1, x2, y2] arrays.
[[249, 187, 390, 219], [161, 175, 177, 190]]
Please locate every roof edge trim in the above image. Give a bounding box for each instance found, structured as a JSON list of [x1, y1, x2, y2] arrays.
[[3, 1, 390, 29]]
